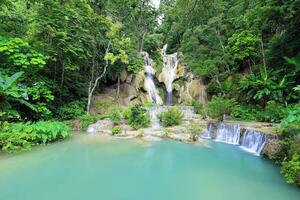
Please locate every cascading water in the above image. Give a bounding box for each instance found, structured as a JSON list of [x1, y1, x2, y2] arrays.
[[141, 52, 162, 105], [161, 44, 179, 105], [201, 124, 268, 156], [201, 124, 212, 139], [214, 124, 241, 145], [240, 130, 267, 155]]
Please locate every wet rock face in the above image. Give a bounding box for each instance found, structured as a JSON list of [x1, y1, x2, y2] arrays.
[[261, 137, 283, 160]]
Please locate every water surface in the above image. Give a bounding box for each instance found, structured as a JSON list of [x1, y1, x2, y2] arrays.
[[0, 133, 299, 200]]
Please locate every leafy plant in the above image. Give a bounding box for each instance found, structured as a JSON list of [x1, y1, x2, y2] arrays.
[[262, 101, 288, 123], [110, 107, 121, 125], [58, 101, 86, 120], [159, 107, 183, 127], [112, 126, 122, 135], [281, 154, 300, 185], [231, 104, 263, 121], [207, 95, 237, 121], [187, 123, 203, 141], [127, 105, 150, 130], [0, 121, 70, 153]]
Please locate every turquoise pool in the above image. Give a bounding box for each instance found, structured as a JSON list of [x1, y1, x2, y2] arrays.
[[0, 134, 299, 200]]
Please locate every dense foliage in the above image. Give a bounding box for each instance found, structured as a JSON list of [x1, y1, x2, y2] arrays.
[[126, 105, 150, 130], [0, 121, 69, 153], [159, 107, 183, 127], [206, 95, 237, 121]]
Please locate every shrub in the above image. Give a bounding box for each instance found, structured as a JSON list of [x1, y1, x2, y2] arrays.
[[281, 154, 300, 185], [207, 95, 237, 121], [159, 107, 183, 127], [187, 123, 204, 141], [0, 121, 70, 153], [122, 106, 132, 119], [58, 100, 86, 120], [128, 105, 150, 130], [276, 104, 300, 186], [232, 104, 263, 121], [262, 101, 288, 123], [112, 126, 122, 135], [0, 130, 36, 153], [110, 107, 121, 125]]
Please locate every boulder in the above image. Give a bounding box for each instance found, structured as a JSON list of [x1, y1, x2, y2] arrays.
[[261, 136, 283, 160], [87, 118, 114, 134]]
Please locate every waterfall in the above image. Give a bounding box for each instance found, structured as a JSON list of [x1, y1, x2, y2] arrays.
[[141, 51, 162, 104], [201, 123, 267, 155], [201, 124, 212, 139], [161, 44, 179, 105], [147, 106, 195, 129], [240, 130, 266, 155], [214, 124, 241, 145]]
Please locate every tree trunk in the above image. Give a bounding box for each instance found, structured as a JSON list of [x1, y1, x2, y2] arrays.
[[87, 40, 111, 113], [260, 32, 266, 68]]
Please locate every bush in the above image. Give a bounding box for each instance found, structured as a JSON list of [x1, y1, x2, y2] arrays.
[[187, 123, 204, 141], [110, 107, 121, 125], [276, 105, 300, 186], [207, 95, 237, 121], [281, 154, 300, 185], [58, 101, 86, 120], [0, 121, 70, 153], [127, 105, 150, 130], [112, 126, 122, 135], [232, 104, 263, 121], [262, 101, 288, 123], [159, 107, 183, 127]]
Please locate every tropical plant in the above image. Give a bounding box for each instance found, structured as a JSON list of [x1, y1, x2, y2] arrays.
[[187, 123, 203, 141], [159, 107, 183, 127], [0, 121, 70, 153], [112, 126, 122, 135], [58, 100, 86, 120], [128, 105, 150, 130], [281, 154, 300, 185], [207, 95, 237, 121], [238, 65, 290, 106], [110, 107, 122, 125]]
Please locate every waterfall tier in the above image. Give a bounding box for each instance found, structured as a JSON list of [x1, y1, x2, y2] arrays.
[[161, 44, 179, 105], [215, 124, 241, 145], [201, 124, 212, 139], [141, 51, 162, 105], [240, 130, 266, 155], [201, 124, 268, 155]]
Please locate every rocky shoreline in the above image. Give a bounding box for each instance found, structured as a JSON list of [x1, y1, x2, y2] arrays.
[[80, 116, 282, 159]]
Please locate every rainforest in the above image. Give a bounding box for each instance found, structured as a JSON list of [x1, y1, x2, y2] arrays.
[[0, 0, 299, 199]]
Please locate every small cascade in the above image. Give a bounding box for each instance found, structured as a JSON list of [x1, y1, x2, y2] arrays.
[[201, 124, 212, 139], [141, 51, 162, 104], [240, 130, 267, 155], [161, 44, 179, 105], [147, 106, 195, 129], [214, 124, 241, 145], [147, 107, 165, 129]]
